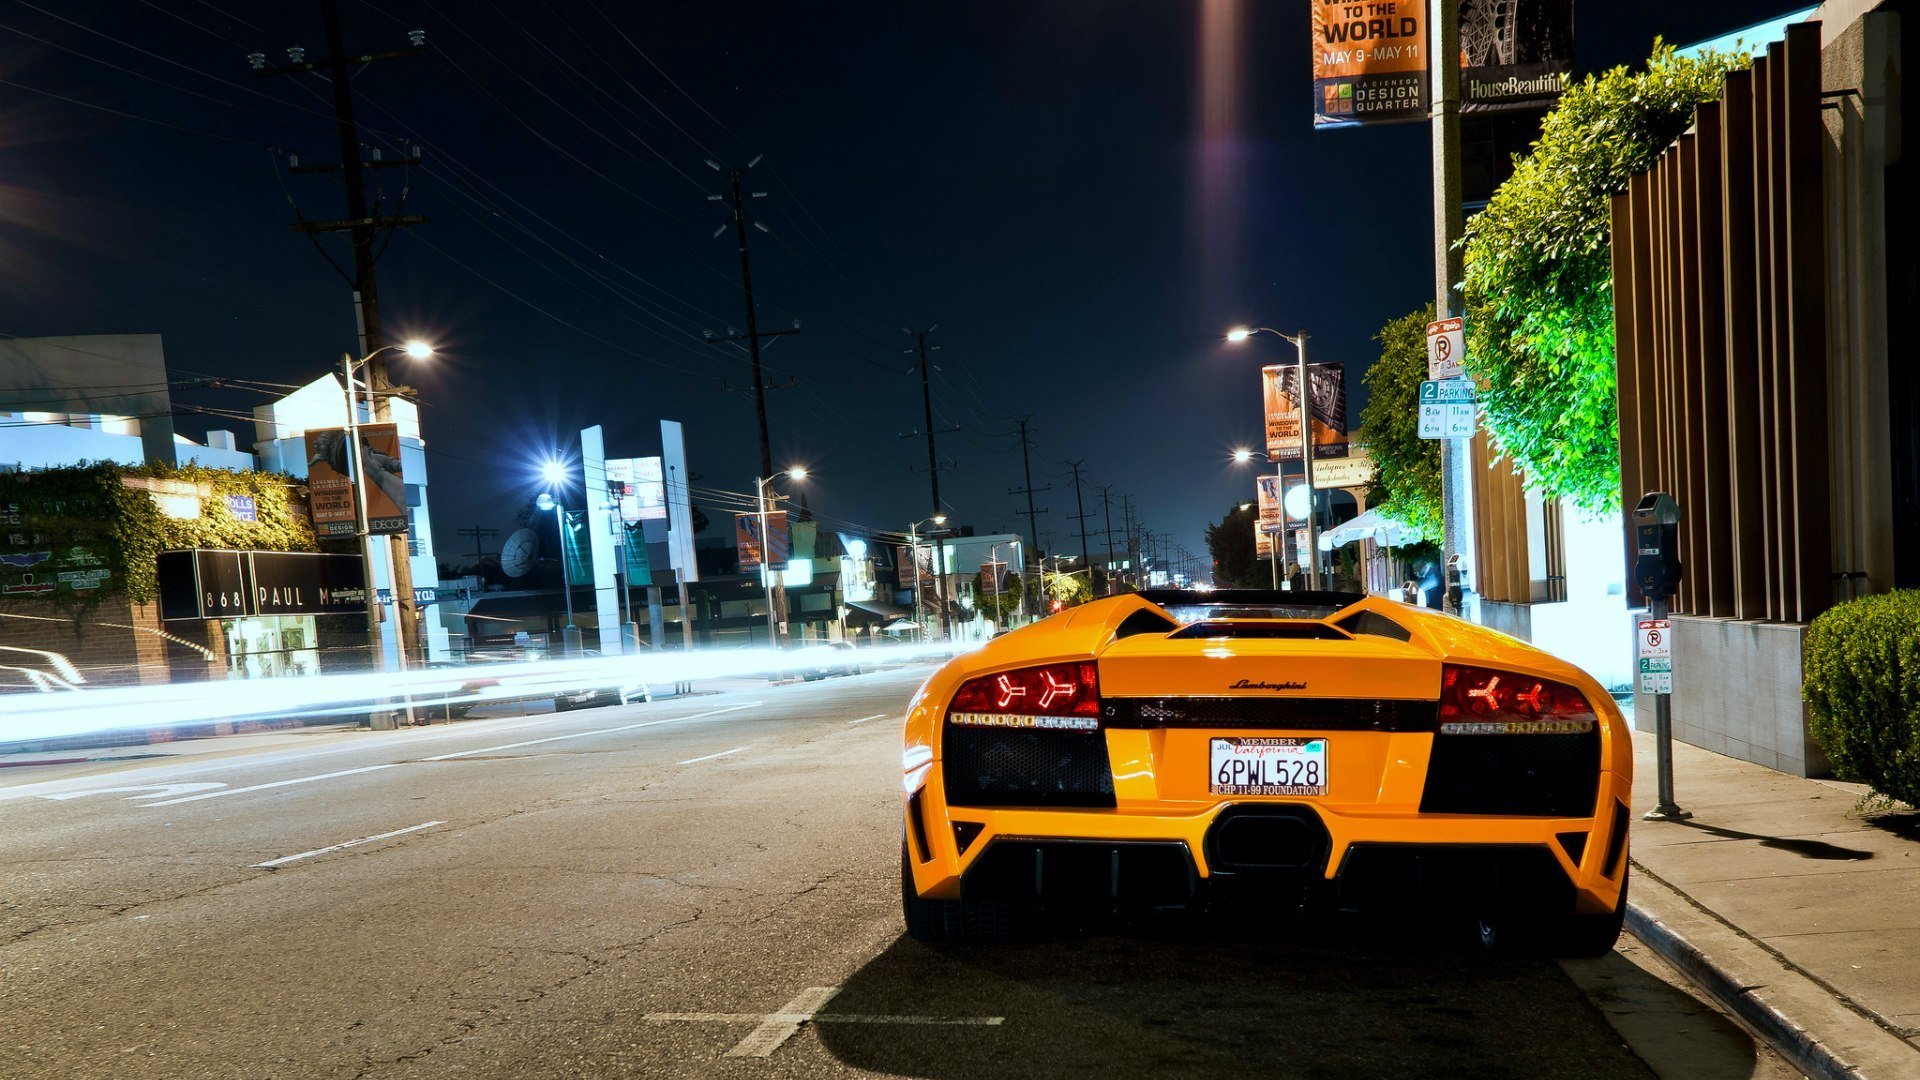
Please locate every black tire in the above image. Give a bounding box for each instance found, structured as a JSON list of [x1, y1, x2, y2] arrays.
[[900, 838, 1016, 944], [1476, 868, 1628, 958]]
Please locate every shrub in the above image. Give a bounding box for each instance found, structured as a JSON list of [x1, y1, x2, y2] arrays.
[[1804, 591, 1920, 806], [1358, 305, 1442, 543]]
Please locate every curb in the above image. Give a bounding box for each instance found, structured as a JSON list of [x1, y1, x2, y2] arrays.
[[1625, 901, 1865, 1080]]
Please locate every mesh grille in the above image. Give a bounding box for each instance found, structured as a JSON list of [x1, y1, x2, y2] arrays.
[[1419, 731, 1601, 816], [1104, 697, 1437, 732], [943, 727, 1115, 807]]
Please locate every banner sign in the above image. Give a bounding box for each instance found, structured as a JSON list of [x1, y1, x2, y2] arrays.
[[1311, 450, 1375, 490], [735, 511, 790, 572], [1256, 475, 1283, 526], [1254, 519, 1275, 560], [157, 549, 368, 621], [1312, 0, 1430, 128], [303, 424, 406, 538], [1263, 363, 1349, 461], [1313, 2, 1573, 128], [605, 456, 667, 523], [1460, 0, 1574, 115]]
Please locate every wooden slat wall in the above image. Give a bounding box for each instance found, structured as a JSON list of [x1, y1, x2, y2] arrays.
[[1472, 430, 1530, 603], [1610, 24, 1830, 622]]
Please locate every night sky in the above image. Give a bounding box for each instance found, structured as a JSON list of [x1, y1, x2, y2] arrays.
[[0, 0, 1802, 570]]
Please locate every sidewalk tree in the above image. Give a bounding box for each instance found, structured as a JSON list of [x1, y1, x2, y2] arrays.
[[1462, 42, 1747, 511], [1042, 568, 1091, 610], [1204, 503, 1259, 587], [1358, 305, 1442, 542], [974, 566, 1023, 625]]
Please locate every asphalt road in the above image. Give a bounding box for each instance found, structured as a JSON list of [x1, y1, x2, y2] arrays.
[[1, 667, 1788, 1078]]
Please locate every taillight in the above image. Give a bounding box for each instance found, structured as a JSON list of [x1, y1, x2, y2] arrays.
[[1437, 664, 1596, 734], [947, 662, 1100, 732]]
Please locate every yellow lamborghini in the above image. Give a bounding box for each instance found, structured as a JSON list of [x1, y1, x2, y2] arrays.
[[900, 589, 1632, 956]]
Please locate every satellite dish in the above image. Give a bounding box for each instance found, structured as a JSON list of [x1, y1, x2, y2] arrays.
[[499, 528, 539, 578]]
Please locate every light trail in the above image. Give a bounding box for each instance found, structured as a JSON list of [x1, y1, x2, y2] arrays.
[[0, 643, 959, 748]]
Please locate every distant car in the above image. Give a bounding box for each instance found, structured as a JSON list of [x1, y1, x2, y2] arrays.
[[554, 680, 652, 711], [900, 588, 1631, 956], [799, 642, 863, 681]]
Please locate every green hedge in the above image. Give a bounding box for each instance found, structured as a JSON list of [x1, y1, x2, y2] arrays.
[[1804, 591, 1920, 806]]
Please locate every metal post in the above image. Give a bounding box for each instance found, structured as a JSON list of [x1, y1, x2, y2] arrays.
[[1644, 593, 1690, 821], [1271, 459, 1283, 589], [1432, 0, 1477, 618], [757, 477, 776, 647], [553, 500, 575, 654], [909, 523, 924, 641], [341, 354, 382, 669], [1294, 334, 1321, 588]]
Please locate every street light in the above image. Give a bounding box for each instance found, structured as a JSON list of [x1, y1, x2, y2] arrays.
[[536, 459, 577, 655], [908, 515, 947, 643], [756, 467, 808, 647], [1226, 326, 1321, 588], [338, 340, 433, 670]]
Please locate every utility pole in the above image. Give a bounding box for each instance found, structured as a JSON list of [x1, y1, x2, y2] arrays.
[[1120, 495, 1141, 590], [704, 158, 803, 645], [1098, 484, 1118, 595], [254, 1, 429, 666], [1432, 0, 1477, 617], [1065, 460, 1093, 595], [456, 525, 498, 569], [904, 327, 958, 641], [1008, 418, 1050, 609]]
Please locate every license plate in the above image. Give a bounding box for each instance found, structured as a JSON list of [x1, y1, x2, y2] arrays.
[[1209, 737, 1328, 796]]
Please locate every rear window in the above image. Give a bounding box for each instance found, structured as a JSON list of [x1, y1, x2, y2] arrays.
[[1160, 603, 1349, 624]]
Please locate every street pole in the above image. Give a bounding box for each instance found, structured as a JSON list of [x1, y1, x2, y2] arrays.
[[341, 353, 381, 668], [1293, 333, 1321, 589], [909, 522, 925, 642], [909, 328, 952, 641], [1272, 459, 1284, 590], [1645, 592, 1688, 820], [1432, 0, 1477, 617], [757, 476, 777, 647], [553, 500, 575, 654]]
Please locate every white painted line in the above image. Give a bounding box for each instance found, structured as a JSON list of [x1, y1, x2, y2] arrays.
[[254, 820, 445, 869], [678, 746, 749, 766], [726, 986, 840, 1057], [846, 713, 888, 725], [420, 703, 758, 761], [142, 703, 761, 808], [647, 1012, 1003, 1026], [144, 764, 401, 806]]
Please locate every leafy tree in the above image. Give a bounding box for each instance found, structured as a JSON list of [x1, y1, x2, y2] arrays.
[[1462, 42, 1746, 510], [1042, 568, 1091, 610], [974, 566, 1023, 624], [1359, 305, 1442, 542], [1204, 503, 1260, 587]]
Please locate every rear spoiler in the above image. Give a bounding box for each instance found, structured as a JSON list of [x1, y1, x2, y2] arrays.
[[1133, 588, 1367, 610]]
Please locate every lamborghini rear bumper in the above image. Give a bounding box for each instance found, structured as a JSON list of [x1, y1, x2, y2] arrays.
[[905, 767, 1633, 916]]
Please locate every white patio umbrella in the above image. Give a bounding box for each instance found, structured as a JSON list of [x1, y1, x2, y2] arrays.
[[1317, 508, 1419, 552]]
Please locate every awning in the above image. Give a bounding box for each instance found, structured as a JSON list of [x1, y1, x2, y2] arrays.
[[845, 599, 912, 627], [1317, 509, 1420, 552]]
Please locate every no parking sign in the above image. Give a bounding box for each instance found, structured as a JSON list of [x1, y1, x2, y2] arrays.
[[1637, 618, 1672, 694]]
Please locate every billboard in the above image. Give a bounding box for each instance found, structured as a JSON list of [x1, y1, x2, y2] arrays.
[[304, 424, 406, 538], [604, 456, 666, 524], [1263, 363, 1348, 461], [735, 511, 790, 572], [1312, 0, 1429, 127], [1460, 0, 1574, 115], [661, 420, 698, 583], [157, 549, 368, 621]]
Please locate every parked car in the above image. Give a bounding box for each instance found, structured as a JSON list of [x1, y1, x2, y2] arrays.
[[554, 679, 652, 711]]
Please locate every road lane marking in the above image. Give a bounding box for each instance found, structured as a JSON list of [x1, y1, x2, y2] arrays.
[[677, 746, 749, 765], [138, 703, 763, 808], [644, 985, 1004, 1058], [419, 704, 759, 762], [846, 713, 888, 725], [254, 820, 445, 868], [144, 764, 401, 806], [39, 783, 227, 802]]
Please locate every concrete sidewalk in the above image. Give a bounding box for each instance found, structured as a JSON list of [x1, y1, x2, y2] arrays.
[[1626, 725, 1920, 1077]]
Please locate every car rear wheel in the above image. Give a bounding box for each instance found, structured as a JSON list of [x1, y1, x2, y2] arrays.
[[1476, 868, 1628, 958], [900, 838, 1016, 945]]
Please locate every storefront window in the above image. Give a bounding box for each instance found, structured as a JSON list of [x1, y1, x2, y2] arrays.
[[226, 615, 321, 679]]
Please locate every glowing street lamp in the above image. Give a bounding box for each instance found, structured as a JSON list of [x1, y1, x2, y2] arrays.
[[1225, 327, 1321, 588], [537, 458, 579, 654], [338, 340, 433, 673], [756, 467, 809, 646]]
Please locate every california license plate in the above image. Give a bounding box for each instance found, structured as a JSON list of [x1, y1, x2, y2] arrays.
[[1209, 737, 1328, 796]]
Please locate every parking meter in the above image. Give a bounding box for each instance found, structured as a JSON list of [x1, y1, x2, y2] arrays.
[[1632, 492, 1683, 600], [1632, 491, 1690, 822], [1444, 554, 1468, 614]]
